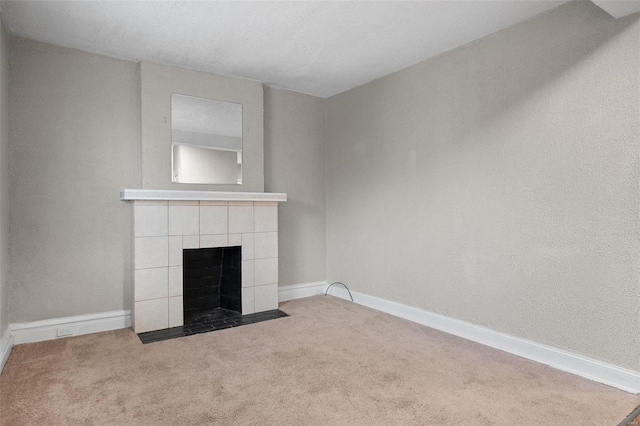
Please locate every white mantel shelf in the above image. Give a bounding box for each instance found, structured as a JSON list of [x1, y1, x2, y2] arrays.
[[120, 189, 287, 202]]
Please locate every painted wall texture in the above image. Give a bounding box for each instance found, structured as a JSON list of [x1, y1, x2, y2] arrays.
[[8, 37, 141, 322], [326, 2, 640, 370], [0, 25, 9, 338], [264, 87, 327, 286], [6, 40, 329, 323]]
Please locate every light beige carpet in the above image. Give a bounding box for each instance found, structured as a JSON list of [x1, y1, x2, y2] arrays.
[[1, 295, 638, 425]]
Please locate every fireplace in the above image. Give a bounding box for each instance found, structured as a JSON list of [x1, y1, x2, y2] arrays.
[[121, 189, 287, 333], [183, 246, 242, 314]]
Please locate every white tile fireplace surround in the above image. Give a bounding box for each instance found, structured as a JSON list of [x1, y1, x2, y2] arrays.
[[121, 189, 287, 333]]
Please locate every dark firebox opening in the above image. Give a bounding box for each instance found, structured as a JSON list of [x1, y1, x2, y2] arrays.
[[183, 246, 241, 315]]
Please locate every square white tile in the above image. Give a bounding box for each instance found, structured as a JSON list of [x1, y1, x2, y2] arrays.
[[254, 232, 278, 259], [168, 200, 199, 206], [228, 234, 242, 247], [169, 206, 199, 236], [254, 205, 278, 233], [200, 201, 228, 206], [168, 296, 184, 328], [135, 237, 168, 269], [242, 287, 255, 315], [183, 235, 199, 249], [229, 205, 253, 234], [134, 206, 168, 237], [254, 283, 279, 312], [168, 236, 183, 266], [242, 260, 254, 288], [168, 266, 183, 297], [254, 258, 278, 286], [241, 233, 254, 260], [200, 234, 227, 248], [134, 298, 168, 333], [134, 267, 168, 301], [200, 206, 228, 235]]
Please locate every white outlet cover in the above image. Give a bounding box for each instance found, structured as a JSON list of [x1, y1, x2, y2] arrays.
[[56, 327, 74, 337]]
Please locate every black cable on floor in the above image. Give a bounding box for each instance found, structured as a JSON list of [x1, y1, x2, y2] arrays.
[[324, 282, 354, 302]]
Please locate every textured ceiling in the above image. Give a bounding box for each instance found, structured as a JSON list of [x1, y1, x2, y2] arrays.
[[592, 0, 640, 18], [2, 1, 569, 98]]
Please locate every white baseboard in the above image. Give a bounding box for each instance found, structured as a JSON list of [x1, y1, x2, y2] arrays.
[[0, 326, 13, 374], [327, 286, 640, 394], [10, 310, 131, 345], [7, 287, 639, 394], [279, 281, 328, 302]]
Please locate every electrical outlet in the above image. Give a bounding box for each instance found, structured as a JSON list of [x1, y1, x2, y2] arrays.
[[57, 326, 74, 337]]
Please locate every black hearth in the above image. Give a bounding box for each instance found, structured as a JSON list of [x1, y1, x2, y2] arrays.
[[183, 246, 241, 314], [137, 308, 288, 344]]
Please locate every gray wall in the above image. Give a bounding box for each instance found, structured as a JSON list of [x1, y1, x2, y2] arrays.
[[0, 24, 9, 336], [8, 37, 140, 322], [6, 40, 328, 323], [264, 87, 326, 286], [326, 2, 640, 370]]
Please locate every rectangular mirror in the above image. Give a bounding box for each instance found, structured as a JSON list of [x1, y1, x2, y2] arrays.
[[171, 94, 243, 184]]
